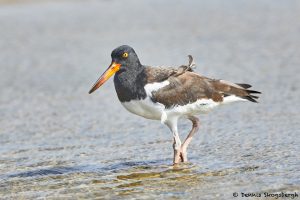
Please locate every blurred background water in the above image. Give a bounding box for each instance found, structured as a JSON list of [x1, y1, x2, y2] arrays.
[[0, 0, 299, 199]]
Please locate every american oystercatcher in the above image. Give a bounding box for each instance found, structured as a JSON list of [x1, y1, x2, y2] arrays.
[[89, 45, 261, 164]]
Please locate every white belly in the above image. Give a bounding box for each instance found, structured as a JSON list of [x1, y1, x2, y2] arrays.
[[166, 96, 246, 117], [168, 99, 219, 115], [121, 98, 164, 120], [121, 97, 220, 123], [121, 96, 245, 123]]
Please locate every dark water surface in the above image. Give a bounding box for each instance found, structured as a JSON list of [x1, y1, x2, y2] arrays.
[[0, 0, 299, 199]]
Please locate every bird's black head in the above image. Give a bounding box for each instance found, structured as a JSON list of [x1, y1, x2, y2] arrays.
[[111, 45, 141, 72], [88, 45, 142, 94]]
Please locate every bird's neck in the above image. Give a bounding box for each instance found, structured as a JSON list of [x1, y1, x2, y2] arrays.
[[113, 65, 147, 102]]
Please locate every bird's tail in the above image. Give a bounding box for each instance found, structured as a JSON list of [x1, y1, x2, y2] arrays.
[[235, 83, 261, 103], [212, 80, 261, 103]]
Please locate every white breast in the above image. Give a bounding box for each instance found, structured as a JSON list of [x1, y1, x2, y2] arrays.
[[121, 81, 170, 120], [121, 98, 164, 120]]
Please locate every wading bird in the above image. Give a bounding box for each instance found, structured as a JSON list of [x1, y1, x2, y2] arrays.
[[89, 45, 261, 164]]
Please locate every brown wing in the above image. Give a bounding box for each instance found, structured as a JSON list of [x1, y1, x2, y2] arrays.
[[144, 55, 196, 83], [150, 72, 261, 108], [144, 66, 177, 83]]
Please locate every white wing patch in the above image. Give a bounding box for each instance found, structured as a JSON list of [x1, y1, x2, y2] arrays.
[[223, 95, 246, 104], [144, 80, 170, 96]]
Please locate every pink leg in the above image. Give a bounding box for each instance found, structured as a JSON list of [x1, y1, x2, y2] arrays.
[[180, 116, 200, 162], [165, 119, 182, 165], [173, 138, 182, 164]]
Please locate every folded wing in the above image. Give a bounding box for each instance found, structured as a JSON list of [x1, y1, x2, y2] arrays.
[[148, 71, 261, 108]]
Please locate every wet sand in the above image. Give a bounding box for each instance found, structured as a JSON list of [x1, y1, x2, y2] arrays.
[[0, 0, 299, 199]]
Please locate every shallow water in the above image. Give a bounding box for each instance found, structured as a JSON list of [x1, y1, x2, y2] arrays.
[[0, 0, 300, 199]]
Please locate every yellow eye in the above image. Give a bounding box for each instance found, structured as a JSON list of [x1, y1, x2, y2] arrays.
[[122, 52, 128, 58]]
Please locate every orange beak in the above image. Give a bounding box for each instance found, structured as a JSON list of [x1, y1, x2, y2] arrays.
[[89, 62, 121, 94]]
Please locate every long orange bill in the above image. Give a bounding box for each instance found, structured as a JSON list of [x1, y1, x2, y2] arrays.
[[88, 62, 121, 94]]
